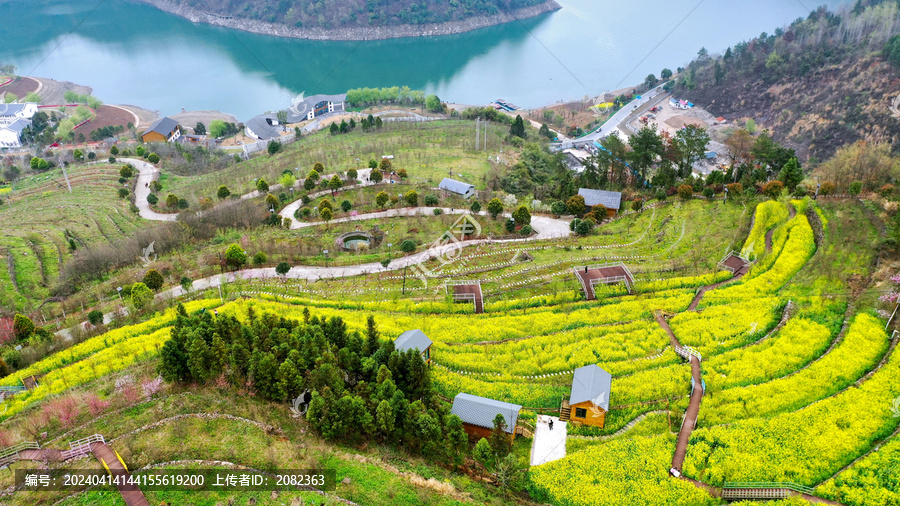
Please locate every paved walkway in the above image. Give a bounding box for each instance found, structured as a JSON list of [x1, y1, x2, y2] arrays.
[[530, 415, 567, 466], [128, 158, 178, 222], [160, 209, 569, 298]]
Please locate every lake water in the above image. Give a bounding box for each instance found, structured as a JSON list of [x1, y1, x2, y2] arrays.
[[0, 0, 849, 120]]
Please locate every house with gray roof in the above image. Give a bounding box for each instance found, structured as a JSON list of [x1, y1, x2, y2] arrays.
[[141, 117, 181, 143], [244, 114, 281, 141], [394, 329, 432, 362], [0, 103, 38, 126], [561, 364, 612, 428], [439, 178, 476, 198], [578, 188, 622, 217], [245, 93, 347, 141], [450, 392, 522, 441], [0, 118, 30, 148]]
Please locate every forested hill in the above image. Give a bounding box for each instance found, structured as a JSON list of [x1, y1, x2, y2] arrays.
[[675, 0, 900, 163], [140, 0, 560, 39]]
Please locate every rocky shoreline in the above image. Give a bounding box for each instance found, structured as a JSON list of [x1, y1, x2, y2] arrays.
[[138, 0, 561, 41]]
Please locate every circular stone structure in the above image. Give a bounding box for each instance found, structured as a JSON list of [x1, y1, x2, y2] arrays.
[[337, 231, 375, 251]]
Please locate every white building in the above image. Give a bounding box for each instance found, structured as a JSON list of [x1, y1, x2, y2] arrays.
[[0, 103, 38, 148], [0, 103, 38, 126]]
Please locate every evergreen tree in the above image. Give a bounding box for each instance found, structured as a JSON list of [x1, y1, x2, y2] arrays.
[[510, 115, 526, 138], [778, 157, 804, 191]]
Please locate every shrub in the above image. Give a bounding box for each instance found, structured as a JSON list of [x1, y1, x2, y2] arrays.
[[512, 205, 531, 225], [400, 240, 416, 253], [117, 188, 129, 199], [433, 208, 442, 215], [655, 189, 667, 201], [819, 182, 835, 196], [575, 219, 594, 236], [147, 193, 158, 205], [762, 180, 784, 200], [471, 200, 482, 213], [340, 200, 352, 212], [142, 269, 164, 291], [505, 219, 516, 233], [253, 251, 268, 265], [702, 187, 714, 199], [726, 183, 743, 197], [87, 310, 104, 326], [405, 190, 418, 207], [566, 195, 585, 216], [520, 225, 533, 236], [13, 314, 34, 341], [225, 243, 248, 269], [217, 185, 230, 199], [257, 179, 269, 193], [119, 165, 133, 178], [677, 184, 693, 201], [147, 153, 160, 164], [424, 194, 439, 206], [130, 282, 153, 310], [487, 198, 504, 218], [275, 262, 291, 276], [550, 201, 566, 216]]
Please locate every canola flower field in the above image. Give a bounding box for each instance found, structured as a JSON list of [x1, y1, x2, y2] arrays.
[[0, 197, 894, 506]]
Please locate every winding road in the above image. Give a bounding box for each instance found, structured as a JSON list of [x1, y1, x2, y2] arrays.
[[556, 84, 667, 149], [129, 158, 178, 222]]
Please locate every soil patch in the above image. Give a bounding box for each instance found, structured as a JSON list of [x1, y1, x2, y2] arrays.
[[76, 105, 137, 140], [0, 76, 39, 98]]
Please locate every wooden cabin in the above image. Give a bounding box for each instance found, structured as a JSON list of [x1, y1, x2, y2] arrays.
[[394, 329, 433, 363], [561, 364, 611, 428], [578, 188, 622, 218], [450, 393, 522, 442], [141, 117, 181, 143]]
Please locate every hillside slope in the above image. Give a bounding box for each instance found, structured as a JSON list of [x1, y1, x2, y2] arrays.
[[139, 0, 561, 40], [675, 1, 900, 163]]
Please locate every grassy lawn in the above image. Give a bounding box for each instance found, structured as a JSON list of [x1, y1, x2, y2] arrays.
[[162, 120, 521, 201]]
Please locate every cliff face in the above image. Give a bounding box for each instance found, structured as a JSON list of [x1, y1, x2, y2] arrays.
[[139, 0, 561, 41]]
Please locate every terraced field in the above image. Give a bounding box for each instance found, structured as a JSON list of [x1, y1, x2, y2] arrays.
[[0, 163, 144, 312], [0, 196, 893, 506]]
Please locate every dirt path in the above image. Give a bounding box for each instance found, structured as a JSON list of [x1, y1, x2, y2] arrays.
[[765, 228, 774, 253], [686, 264, 748, 311]]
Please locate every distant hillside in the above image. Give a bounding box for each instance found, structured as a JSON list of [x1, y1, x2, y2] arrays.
[[675, 0, 900, 163], [140, 0, 561, 40]]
